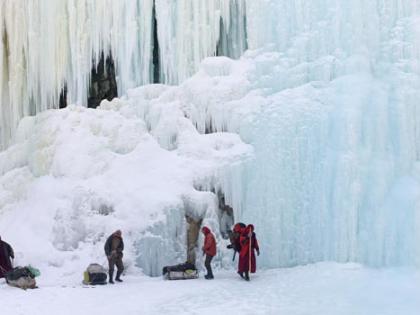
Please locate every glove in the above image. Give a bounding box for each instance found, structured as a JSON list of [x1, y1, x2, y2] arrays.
[[227, 244, 233, 249]]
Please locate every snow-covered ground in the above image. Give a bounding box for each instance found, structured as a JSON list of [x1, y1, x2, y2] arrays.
[[1, 263, 419, 315]]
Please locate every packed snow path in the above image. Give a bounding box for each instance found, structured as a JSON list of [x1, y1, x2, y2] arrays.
[[1, 263, 419, 315]]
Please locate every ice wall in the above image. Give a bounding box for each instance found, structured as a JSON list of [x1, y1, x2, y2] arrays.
[[0, 0, 246, 149], [229, 0, 420, 268]]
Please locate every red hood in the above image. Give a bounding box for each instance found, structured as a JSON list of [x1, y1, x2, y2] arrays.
[[201, 226, 211, 235]]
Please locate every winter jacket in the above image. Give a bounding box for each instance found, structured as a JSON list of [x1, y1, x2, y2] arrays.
[[104, 233, 124, 258], [202, 227, 216, 257], [238, 225, 259, 273], [0, 240, 14, 278]]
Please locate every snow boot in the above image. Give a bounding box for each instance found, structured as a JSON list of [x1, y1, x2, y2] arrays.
[[115, 270, 123, 282], [108, 271, 114, 284], [244, 272, 250, 281], [237, 271, 244, 279], [204, 274, 214, 280]]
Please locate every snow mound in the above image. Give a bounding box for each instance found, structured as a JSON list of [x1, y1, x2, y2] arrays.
[[0, 61, 253, 278]]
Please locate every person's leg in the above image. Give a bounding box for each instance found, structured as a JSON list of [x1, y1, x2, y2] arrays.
[[238, 254, 244, 278], [115, 257, 124, 282], [204, 255, 214, 279], [108, 257, 115, 283]]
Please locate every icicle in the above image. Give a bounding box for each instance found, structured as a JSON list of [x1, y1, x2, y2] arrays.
[[0, 0, 247, 150]]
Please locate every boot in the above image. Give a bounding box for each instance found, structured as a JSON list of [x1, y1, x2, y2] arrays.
[[108, 271, 114, 284], [115, 270, 123, 282], [244, 271, 250, 281], [237, 271, 244, 279]]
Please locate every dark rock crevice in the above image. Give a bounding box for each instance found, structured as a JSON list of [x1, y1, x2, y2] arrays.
[[88, 52, 118, 108], [152, 0, 160, 84], [217, 191, 234, 239], [59, 84, 67, 109]]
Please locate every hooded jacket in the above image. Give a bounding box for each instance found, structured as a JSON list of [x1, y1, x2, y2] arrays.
[[202, 227, 216, 257]]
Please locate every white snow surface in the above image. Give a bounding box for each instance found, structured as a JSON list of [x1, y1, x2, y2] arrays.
[[1, 263, 419, 315]]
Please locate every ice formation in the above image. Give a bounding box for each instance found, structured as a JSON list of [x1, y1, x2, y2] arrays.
[[1, 0, 420, 278], [0, 0, 246, 148], [234, 1, 420, 268]]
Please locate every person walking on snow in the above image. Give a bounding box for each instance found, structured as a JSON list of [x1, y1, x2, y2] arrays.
[[238, 224, 259, 281], [0, 236, 14, 278], [104, 230, 124, 284], [201, 226, 216, 280]]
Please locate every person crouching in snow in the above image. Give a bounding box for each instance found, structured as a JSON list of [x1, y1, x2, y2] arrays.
[[104, 230, 124, 284], [201, 226, 216, 280], [0, 236, 14, 278], [238, 224, 259, 281]]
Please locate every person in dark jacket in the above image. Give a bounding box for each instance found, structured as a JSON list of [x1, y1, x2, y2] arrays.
[[227, 223, 246, 256], [201, 226, 216, 280], [0, 236, 14, 278], [238, 224, 259, 281], [104, 230, 124, 284]]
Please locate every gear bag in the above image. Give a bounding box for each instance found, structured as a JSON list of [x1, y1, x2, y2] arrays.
[[162, 262, 199, 280], [5, 266, 39, 290], [83, 263, 107, 285]]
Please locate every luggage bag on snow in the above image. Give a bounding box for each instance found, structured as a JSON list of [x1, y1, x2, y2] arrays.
[[162, 262, 199, 280], [83, 263, 108, 285], [5, 266, 40, 290]]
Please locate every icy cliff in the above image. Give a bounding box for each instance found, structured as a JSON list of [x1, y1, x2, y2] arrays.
[[0, 0, 420, 277]]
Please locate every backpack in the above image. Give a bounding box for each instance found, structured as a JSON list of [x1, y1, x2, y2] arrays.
[[162, 262, 198, 280], [83, 263, 107, 285], [5, 266, 39, 290], [5, 266, 37, 281]]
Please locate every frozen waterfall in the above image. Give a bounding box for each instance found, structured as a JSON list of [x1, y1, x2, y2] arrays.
[[224, 0, 420, 268], [0, 0, 420, 275], [0, 0, 246, 149]]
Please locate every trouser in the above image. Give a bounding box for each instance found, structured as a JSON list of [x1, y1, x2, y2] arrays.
[[108, 255, 124, 279], [204, 254, 214, 277]]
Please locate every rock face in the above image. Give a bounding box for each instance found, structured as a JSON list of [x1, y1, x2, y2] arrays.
[[88, 53, 118, 108], [186, 215, 202, 264]]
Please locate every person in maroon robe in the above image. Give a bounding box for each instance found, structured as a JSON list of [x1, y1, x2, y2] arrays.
[[238, 224, 259, 281], [0, 236, 14, 278]]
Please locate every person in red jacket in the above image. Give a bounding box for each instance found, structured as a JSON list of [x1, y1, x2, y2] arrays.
[[238, 224, 259, 281], [201, 226, 216, 280]]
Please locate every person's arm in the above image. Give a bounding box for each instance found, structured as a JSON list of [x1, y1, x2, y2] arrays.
[[254, 236, 260, 255], [104, 237, 111, 256], [117, 239, 124, 253], [204, 235, 211, 251], [8, 243, 14, 259]]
